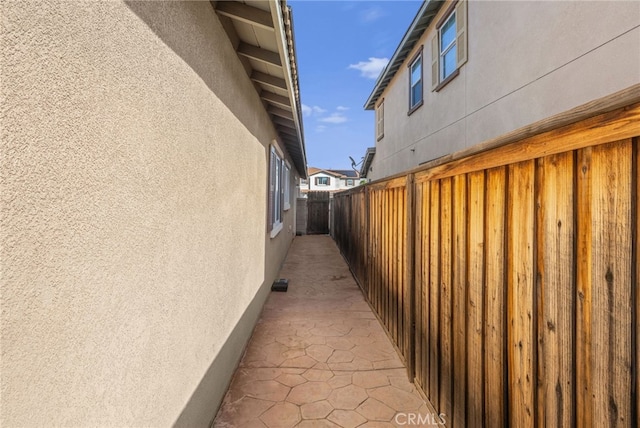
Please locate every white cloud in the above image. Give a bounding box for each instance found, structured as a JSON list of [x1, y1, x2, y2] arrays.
[[348, 57, 389, 79], [319, 113, 348, 124], [312, 106, 327, 115], [360, 6, 384, 23], [302, 104, 327, 117], [316, 125, 327, 132], [337, 106, 349, 111]]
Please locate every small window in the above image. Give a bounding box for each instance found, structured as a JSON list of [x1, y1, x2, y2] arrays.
[[300, 178, 308, 185], [283, 164, 291, 210], [409, 53, 423, 111], [346, 179, 354, 186], [376, 101, 384, 140], [315, 177, 329, 186], [432, 0, 467, 91]]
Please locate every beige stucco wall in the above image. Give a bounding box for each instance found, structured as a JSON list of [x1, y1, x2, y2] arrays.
[[1, 1, 297, 426], [369, 0, 640, 180]]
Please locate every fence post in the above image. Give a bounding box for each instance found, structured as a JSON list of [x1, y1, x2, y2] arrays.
[[405, 173, 416, 380]]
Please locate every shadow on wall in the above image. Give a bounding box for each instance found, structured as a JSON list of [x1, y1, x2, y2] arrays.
[[124, 1, 267, 143]]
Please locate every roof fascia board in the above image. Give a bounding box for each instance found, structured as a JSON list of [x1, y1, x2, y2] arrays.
[[270, 0, 308, 177]]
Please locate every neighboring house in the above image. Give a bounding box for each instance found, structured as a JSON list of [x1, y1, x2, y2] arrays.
[[1, 1, 306, 427], [362, 0, 640, 180], [299, 167, 360, 196]]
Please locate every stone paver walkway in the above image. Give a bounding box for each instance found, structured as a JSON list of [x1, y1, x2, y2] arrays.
[[214, 235, 436, 428]]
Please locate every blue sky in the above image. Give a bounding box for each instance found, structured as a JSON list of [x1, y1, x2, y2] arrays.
[[290, 1, 421, 170]]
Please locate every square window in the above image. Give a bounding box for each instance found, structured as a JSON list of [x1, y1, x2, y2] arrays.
[[315, 177, 329, 186]]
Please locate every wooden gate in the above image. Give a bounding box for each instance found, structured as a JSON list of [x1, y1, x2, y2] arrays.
[[307, 191, 330, 234]]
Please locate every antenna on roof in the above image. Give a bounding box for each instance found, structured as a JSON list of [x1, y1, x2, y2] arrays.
[[349, 156, 364, 174]]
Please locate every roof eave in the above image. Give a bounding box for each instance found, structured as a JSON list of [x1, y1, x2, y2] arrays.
[[271, 1, 308, 178], [364, 0, 443, 110]]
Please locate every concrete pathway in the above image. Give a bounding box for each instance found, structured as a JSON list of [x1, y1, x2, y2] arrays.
[[214, 235, 435, 428]]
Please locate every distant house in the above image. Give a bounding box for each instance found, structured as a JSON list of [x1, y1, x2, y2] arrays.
[[362, 0, 639, 180], [1, 1, 306, 426], [299, 167, 360, 196]]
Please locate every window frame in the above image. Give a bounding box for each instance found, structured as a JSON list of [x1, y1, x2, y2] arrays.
[[408, 49, 424, 114], [315, 177, 330, 186], [283, 163, 291, 211], [376, 100, 384, 140], [439, 11, 457, 81], [346, 179, 354, 186], [269, 145, 284, 237], [432, 0, 467, 92]]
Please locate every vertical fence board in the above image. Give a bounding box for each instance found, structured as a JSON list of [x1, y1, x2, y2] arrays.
[[414, 183, 424, 387], [484, 166, 507, 428], [635, 137, 639, 428], [375, 190, 381, 314], [397, 187, 403, 349], [429, 180, 441, 403], [384, 189, 390, 331], [421, 182, 431, 389], [507, 160, 536, 427], [405, 178, 414, 370], [535, 152, 575, 427], [453, 175, 467, 427], [576, 147, 594, 428], [577, 140, 633, 426], [440, 178, 454, 423], [390, 188, 396, 344], [467, 171, 485, 426]]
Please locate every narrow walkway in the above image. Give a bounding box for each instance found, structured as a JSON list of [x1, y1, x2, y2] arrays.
[[214, 235, 433, 428]]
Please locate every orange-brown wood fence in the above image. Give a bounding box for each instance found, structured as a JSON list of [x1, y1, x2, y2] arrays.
[[332, 99, 640, 427]]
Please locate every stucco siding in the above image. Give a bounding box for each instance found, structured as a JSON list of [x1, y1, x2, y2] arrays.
[[1, 1, 295, 426], [369, 0, 640, 180]]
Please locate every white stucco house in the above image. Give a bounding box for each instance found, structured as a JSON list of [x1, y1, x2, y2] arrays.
[[299, 167, 361, 197], [1, 1, 306, 426]]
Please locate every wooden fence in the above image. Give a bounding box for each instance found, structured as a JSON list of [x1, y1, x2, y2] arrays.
[[332, 96, 639, 427]]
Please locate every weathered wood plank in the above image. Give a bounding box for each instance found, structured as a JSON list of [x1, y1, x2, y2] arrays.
[[414, 182, 424, 386], [507, 160, 536, 427], [576, 147, 594, 428], [484, 166, 507, 428], [535, 152, 575, 428], [384, 189, 390, 331], [467, 170, 485, 426], [577, 140, 633, 426], [452, 174, 467, 428], [440, 178, 454, 422], [635, 137, 639, 428], [429, 180, 441, 403], [419, 182, 431, 389]]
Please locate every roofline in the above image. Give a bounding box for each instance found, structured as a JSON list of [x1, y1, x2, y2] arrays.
[[364, 0, 444, 110], [307, 168, 358, 179], [271, 1, 308, 178], [359, 147, 376, 177]]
